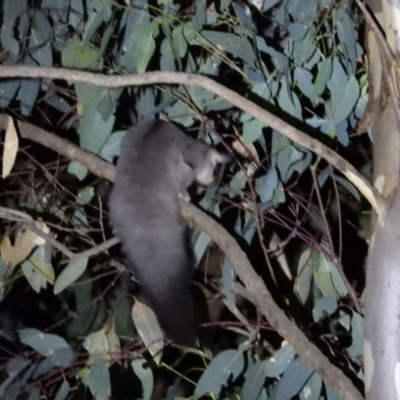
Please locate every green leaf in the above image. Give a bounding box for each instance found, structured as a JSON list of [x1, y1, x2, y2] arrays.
[[55, 381, 70, 400], [78, 105, 115, 154], [331, 76, 360, 125], [122, 24, 157, 73], [327, 260, 348, 297], [295, 247, 312, 304], [336, 9, 357, 72], [131, 299, 163, 363], [0, 80, 20, 107], [194, 350, 244, 399], [100, 130, 126, 162], [87, 362, 111, 400], [278, 80, 302, 120], [62, 36, 103, 70], [197, 31, 256, 67], [312, 296, 338, 322], [67, 161, 88, 181], [131, 358, 154, 400], [77, 187, 95, 205], [193, 231, 211, 264], [242, 361, 268, 400], [348, 312, 363, 357], [277, 144, 306, 183], [193, 0, 206, 31], [21, 246, 54, 293], [294, 67, 313, 98], [19, 328, 71, 357], [299, 372, 322, 400], [83, 322, 121, 362], [332, 174, 360, 201], [242, 117, 265, 145], [54, 256, 89, 294], [276, 358, 314, 399], [313, 270, 339, 299], [172, 25, 188, 59], [72, 208, 89, 228], [19, 59, 40, 116], [229, 170, 247, 192], [312, 57, 333, 100], [264, 343, 296, 377], [82, 9, 103, 44], [255, 167, 278, 203], [83, 330, 109, 359]]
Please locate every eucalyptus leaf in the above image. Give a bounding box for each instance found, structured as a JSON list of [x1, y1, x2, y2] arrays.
[[255, 167, 278, 203], [78, 104, 115, 154], [54, 256, 89, 294], [242, 361, 267, 400], [193, 0, 206, 31], [19, 57, 40, 116], [194, 350, 244, 399], [313, 296, 338, 322], [118, 22, 157, 73], [264, 343, 296, 377], [299, 372, 322, 400], [278, 80, 302, 120], [295, 247, 312, 304], [62, 37, 103, 70], [193, 231, 212, 264], [131, 358, 154, 400], [276, 357, 314, 400], [197, 31, 256, 67], [331, 76, 360, 125], [87, 362, 111, 400], [172, 25, 188, 59], [242, 118, 265, 145], [294, 67, 313, 98], [332, 174, 360, 201], [348, 312, 364, 357], [336, 9, 357, 72], [19, 328, 72, 357], [1, 24, 19, 55], [44, 92, 71, 113], [131, 299, 163, 362], [55, 381, 70, 400], [0, 79, 20, 107], [67, 161, 88, 181]]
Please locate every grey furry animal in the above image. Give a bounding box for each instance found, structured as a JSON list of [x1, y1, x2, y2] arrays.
[[109, 120, 229, 346]]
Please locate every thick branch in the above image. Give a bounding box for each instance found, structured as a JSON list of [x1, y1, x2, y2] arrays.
[[0, 115, 363, 400], [0, 114, 116, 182], [0, 65, 384, 215]]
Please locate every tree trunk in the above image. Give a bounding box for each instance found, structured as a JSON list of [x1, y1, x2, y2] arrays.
[[364, 1, 400, 398]]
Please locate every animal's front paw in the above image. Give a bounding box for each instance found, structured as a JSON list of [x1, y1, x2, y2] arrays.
[[178, 191, 191, 201]]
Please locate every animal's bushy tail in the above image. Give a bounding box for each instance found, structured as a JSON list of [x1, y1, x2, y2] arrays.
[[144, 275, 196, 347], [124, 237, 197, 347]]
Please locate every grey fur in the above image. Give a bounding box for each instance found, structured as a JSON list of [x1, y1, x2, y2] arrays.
[[109, 120, 229, 346]]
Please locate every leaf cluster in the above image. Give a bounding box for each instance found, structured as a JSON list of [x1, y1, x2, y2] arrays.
[[0, 0, 368, 399]]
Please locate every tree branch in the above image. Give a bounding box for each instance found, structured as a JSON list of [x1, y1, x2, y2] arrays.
[[0, 65, 384, 215]]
